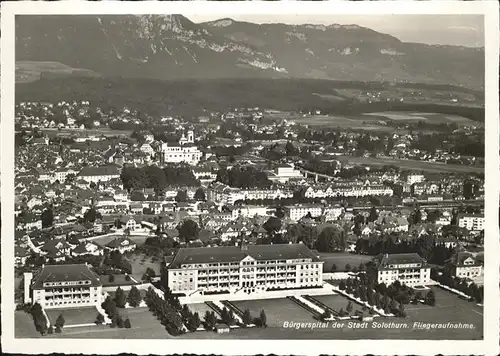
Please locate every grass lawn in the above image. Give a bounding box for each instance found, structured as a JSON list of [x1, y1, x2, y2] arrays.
[[15, 311, 40, 338], [127, 253, 161, 281], [46, 307, 172, 339], [310, 294, 353, 313], [187, 303, 214, 319], [106, 289, 147, 301], [46, 307, 99, 326], [318, 252, 372, 272], [101, 274, 139, 287], [233, 298, 315, 328], [403, 286, 483, 339]]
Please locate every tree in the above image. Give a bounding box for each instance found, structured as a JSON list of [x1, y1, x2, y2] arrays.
[[48, 326, 54, 334], [55, 314, 65, 328], [275, 206, 285, 219], [263, 216, 282, 234], [425, 290, 436, 306], [345, 264, 352, 272], [242, 308, 252, 326], [175, 190, 188, 202], [115, 287, 127, 308], [204, 310, 217, 330], [55, 326, 61, 333], [315, 226, 345, 252], [127, 286, 142, 307], [41, 208, 54, 228], [368, 206, 378, 222], [346, 301, 353, 313], [83, 207, 101, 223], [177, 219, 200, 242], [413, 209, 422, 225], [96, 313, 105, 325], [108, 274, 115, 283], [194, 187, 206, 201], [285, 141, 297, 156], [259, 310, 267, 328], [398, 303, 406, 318], [142, 267, 156, 282], [124, 317, 132, 329], [188, 312, 201, 331], [331, 264, 337, 273], [116, 314, 124, 328]]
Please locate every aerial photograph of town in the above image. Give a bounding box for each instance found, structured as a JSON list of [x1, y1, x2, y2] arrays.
[[12, 13, 485, 341]]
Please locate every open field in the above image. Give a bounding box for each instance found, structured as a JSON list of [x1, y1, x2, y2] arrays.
[[187, 303, 215, 318], [43, 307, 171, 339], [15, 287, 481, 340], [336, 155, 484, 174], [365, 111, 476, 125], [179, 287, 482, 339], [310, 294, 353, 312], [88, 234, 151, 248], [39, 127, 134, 138], [15, 311, 40, 338], [101, 274, 139, 287], [318, 252, 373, 273], [46, 307, 99, 326], [289, 115, 394, 132], [233, 297, 316, 328], [16, 61, 97, 83], [127, 254, 161, 282]]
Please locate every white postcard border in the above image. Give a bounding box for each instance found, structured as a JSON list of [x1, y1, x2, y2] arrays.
[[1, 1, 499, 355]]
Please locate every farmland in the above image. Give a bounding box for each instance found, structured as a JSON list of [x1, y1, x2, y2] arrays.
[[16, 61, 97, 83], [335, 155, 484, 174], [318, 252, 373, 273], [45, 307, 171, 339]]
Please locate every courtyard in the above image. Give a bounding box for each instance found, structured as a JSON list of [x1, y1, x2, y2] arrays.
[[46, 307, 99, 327]]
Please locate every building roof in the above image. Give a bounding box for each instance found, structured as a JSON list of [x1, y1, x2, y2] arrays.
[[78, 165, 121, 177], [374, 253, 427, 270], [31, 263, 102, 289], [169, 243, 321, 269]]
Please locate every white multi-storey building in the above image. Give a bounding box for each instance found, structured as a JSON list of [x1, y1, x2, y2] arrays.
[[458, 214, 484, 231], [166, 243, 324, 296], [77, 166, 121, 183], [406, 174, 425, 185], [267, 165, 304, 183], [304, 181, 393, 199], [374, 253, 431, 287], [53, 169, 78, 183], [208, 183, 293, 205], [24, 264, 104, 309], [284, 205, 323, 221], [157, 130, 202, 165], [158, 143, 202, 165], [448, 252, 483, 279]]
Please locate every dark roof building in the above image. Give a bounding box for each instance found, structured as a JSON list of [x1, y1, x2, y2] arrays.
[[169, 243, 320, 269], [373, 253, 428, 271], [30, 263, 102, 289]]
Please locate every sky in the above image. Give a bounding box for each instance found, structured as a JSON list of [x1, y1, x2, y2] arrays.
[[189, 14, 484, 47]]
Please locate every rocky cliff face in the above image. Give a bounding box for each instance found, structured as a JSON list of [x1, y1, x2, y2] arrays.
[[16, 15, 484, 88]]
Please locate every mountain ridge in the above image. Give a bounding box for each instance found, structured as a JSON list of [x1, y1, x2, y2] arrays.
[[15, 15, 484, 89]]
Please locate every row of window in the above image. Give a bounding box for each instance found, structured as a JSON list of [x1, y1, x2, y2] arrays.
[[45, 299, 98, 306]]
